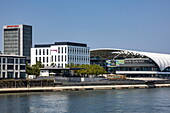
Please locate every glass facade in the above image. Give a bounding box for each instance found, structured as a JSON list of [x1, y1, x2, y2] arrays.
[[3, 25, 32, 60]]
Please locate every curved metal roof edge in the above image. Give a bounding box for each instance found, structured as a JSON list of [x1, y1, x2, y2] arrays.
[[91, 48, 170, 71]]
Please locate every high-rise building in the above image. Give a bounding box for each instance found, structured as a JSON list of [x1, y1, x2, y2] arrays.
[[3, 24, 32, 60]]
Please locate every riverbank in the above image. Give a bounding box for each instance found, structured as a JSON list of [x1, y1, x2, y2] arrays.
[[1, 84, 170, 93]]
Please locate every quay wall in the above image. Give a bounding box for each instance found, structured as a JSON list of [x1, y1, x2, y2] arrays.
[[0, 84, 170, 93]]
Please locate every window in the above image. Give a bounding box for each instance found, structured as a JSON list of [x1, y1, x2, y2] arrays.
[[3, 65, 6, 70], [3, 58, 6, 63], [65, 55, 67, 61], [8, 58, 14, 63], [51, 56, 53, 62], [7, 65, 13, 70], [43, 57, 45, 63], [20, 65, 25, 70], [55, 55, 57, 62], [15, 72, 18, 79], [65, 47, 67, 53], [58, 47, 60, 53], [15, 59, 18, 64], [36, 57, 38, 62], [62, 55, 63, 62], [36, 49, 38, 55], [20, 72, 26, 79], [47, 57, 48, 62], [39, 57, 41, 62], [58, 56, 60, 62], [20, 59, 26, 64], [7, 72, 13, 79], [15, 65, 18, 70], [39, 49, 41, 55], [47, 49, 49, 55], [43, 49, 45, 55], [62, 47, 63, 53], [2, 72, 6, 78]]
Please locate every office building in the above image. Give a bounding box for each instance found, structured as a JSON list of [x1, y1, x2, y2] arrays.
[[3, 24, 32, 60], [31, 42, 90, 68], [0, 54, 26, 79]]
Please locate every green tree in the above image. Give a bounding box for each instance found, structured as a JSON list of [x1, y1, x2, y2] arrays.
[[26, 61, 44, 76], [67, 63, 106, 77]]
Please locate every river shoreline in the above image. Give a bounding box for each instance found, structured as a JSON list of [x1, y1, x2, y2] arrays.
[[0, 84, 170, 93]]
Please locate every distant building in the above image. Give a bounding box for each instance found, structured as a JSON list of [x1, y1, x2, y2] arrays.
[[3, 24, 32, 61], [91, 48, 170, 78], [0, 54, 26, 79], [31, 42, 90, 68]]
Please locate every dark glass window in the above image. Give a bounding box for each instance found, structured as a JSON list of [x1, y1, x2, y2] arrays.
[[15, 72, 18, 79], [8, 58, 14, 63], [43, 57, 45, 63], [58, 56, 60, 62], [15, 65, 18, 70], [51, 56, 53, 62], [7, 65, 13, 70], [36, 57, 38, 62], [36, 49, 38, 55], [3, 58, 6, 63], [3, 65, 6, 70], [39, 49, 41, 55], [62, 47, 63, 53], [15, 59, 18, 64], [47, 57, 48, 62], [43, 49, 45, 55], [2, 72, 6, 78], [20, 59, 26, 64], [7, 72, 13, 79], [58, 47, 60, 53], [20, 65, 25, 70], [20, 72, 26, 79], [47, 49, 49, 55]]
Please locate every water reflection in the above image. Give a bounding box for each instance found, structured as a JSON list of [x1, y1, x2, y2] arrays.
[[0, 88, 170, 113]]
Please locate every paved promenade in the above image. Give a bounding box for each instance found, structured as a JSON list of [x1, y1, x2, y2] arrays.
[[0, 84, 170, 93]]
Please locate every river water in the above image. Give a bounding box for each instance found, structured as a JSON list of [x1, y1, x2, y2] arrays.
[[0, 88, 170, 113]]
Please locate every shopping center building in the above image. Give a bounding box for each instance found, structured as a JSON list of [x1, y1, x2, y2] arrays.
[[90, 48, 170, 78]]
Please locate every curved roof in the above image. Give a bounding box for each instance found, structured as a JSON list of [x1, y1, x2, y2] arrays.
[[91, 48, 170, 71]]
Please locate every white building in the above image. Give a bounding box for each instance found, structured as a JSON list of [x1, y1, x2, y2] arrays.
[[31, 42, 90, 68]]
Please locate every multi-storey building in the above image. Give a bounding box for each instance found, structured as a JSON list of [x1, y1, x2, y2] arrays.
[[0, 54, 26, 79], [31, 42, 90, 68], [91, 48, 170, 78], [3, 24, 32, 61]]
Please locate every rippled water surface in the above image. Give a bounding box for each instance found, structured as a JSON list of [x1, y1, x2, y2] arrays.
[[0, 88, 170, 113]]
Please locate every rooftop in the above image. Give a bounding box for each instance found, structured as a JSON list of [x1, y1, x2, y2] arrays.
[[34, 42, 87, 48]]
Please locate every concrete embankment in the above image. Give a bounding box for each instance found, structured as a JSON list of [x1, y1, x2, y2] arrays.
[[1, 84, 170, 93]]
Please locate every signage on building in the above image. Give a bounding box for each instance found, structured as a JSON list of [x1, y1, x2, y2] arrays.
[[51, 49, 57, 52], [106, 60, 116, 67], [116, 60, 125, 66], [7, 25, 19, 28]]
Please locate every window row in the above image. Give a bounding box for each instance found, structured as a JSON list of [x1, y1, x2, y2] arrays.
[[0, 65, 25, 70], [0, 58, 25, 64], [0, 72, 26, 79], [68, 47, 89, 55]]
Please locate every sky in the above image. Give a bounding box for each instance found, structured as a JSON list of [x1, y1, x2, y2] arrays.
[[0, 0, 170, 53]]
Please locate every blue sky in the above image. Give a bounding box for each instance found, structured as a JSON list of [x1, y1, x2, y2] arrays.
[[0, 0, 170, 53]]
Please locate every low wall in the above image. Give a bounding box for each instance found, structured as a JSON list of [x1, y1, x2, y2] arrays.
[[0, 84, 170, 93]]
